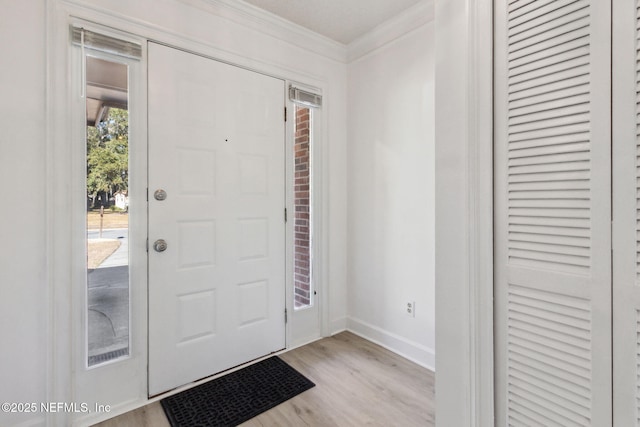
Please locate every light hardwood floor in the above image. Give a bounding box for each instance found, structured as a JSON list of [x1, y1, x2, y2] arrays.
[[94, 332, 435, 426]]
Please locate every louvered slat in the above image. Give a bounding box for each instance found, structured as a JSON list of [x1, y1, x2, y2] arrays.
[[509, 216, 590, 229], [509, 93, 590, 119], [509, 158, 589, 173], [510, 76, 589, 104], [508, 63, 589, 94], [509, 356, 591, 395], [509, 320, 591, 352], [507, 21, 592, 276], [509, 125, 590, 145], [509, 224, 590, 238], [509, 344, 591, 380], [509, 142, 590, 158], [509, 400, 564, 427], [508, 26, 589, 66], [509, 371, 590, 414], [509, 199, 590, 208], [509, 384, 589, 426], [508, 0, 587, 34], [509, 232, 589, 247], [509, 190, 590, 200], [508, 103, 589, 126], [509, 10, 589, 49], [507, 286, 592, 425], [509, 180, 590, 192]]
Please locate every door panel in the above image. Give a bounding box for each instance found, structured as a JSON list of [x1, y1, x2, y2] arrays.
[[495, 1, 612, 425], [148, 42, 285, 395]]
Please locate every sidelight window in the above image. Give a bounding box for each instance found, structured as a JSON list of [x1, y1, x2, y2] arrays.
[[289, 86, 321, 310], [73, 27, 141, 367], [85, 56, 131, 366]]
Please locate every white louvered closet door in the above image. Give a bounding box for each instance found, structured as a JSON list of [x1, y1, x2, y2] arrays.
[[612, 0, 640, 424], [494, 1, 612, 426]]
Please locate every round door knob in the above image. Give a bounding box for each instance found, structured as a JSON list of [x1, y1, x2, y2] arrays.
[[153, 239, 168, 252], [154, 189, 167, 201]]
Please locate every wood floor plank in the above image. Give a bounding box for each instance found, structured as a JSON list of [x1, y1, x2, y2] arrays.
[[93, 332, 434, 427]]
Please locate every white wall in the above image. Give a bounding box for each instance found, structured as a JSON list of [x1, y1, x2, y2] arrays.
[[346, 20, 435, 369], [0, 1, 48, 426]]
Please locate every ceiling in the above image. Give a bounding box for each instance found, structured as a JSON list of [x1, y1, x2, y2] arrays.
[[242, 0, 425, 44]]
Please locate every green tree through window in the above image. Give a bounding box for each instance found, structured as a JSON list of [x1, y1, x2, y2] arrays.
[[87, 108, 129, 208]]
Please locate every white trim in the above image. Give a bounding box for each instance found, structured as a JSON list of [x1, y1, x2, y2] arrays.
[[286, 93, 324, 347], [177, 0, 347, 63], [57, 0, 330, 88], [468, 1, 494, 426], [612, 0, 640, 423], [318, 93, 333, 339], [347, 0, 434, 63], [284, 89, 295, 350], [346, 317, 435, 371], [47, 2, 76, 426], [434, 0, 494, 425]]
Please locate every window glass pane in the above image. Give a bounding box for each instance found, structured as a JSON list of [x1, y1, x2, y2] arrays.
[[85, 55, 130, 366]]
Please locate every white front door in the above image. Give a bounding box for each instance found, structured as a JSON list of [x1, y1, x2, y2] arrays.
[[148, 42, 286, 396]]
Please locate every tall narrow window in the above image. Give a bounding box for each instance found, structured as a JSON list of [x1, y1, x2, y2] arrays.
[[294, 106, 313, 308], [290, 86, 321, 310], [85, 55, 131, 366]]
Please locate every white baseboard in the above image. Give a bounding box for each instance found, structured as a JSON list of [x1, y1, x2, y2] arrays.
[[329, 316, 347, 335], [346, 317, 435, 371]]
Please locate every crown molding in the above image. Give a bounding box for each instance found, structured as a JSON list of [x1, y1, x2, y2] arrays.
[[177, 0, 348, 63], [347, 0, 434, 63]]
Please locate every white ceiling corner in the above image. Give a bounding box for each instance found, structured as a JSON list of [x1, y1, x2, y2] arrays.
[[241, 0, 426, 45]]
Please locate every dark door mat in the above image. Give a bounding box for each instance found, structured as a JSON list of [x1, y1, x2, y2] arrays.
[[160, 356, 315, 427]]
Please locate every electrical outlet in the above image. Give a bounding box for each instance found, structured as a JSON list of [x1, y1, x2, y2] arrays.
[[406, 301, 416, 318]]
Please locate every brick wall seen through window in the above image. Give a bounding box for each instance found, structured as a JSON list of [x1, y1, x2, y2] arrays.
[[294, 106, 312, 308]]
